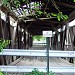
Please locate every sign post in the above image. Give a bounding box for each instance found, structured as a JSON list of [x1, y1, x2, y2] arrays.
[[43, 31, 52, 74], [46, 37, 50, 73]]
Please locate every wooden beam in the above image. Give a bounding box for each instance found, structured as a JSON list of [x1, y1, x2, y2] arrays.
[[6, 13, 12, 48], [0, 11, 3, 38], [56, 1, 75, 9], [1, 5, 18, 20], [17, 23, 21, 49], [23, 18, 60, 24]]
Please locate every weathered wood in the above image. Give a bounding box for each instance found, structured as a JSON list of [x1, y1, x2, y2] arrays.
[[0, 11, 5, 65], [17, 23, 21, 49], [69, 27, 75, 63], [0, 11, 3, 38], [26, 31, 29, 49], [6, 13, 12, 48], [62, 25, 67, 50], [24, 29, 26, 49], [30, 35, 33, 48], [1, 5, 18, 20], [56, 1, 75, 9]]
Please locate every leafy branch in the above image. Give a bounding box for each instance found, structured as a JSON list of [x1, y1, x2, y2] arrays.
[[0, 38, 10, 52], [51, 12, 68, 21], [73, 0, 75, 2], [2, 0, 69, 21]]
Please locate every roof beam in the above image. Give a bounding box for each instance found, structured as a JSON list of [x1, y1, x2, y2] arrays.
[[31, 20, 60, 24], [23, 18, 60, 23], [56, 1, 75, 9]]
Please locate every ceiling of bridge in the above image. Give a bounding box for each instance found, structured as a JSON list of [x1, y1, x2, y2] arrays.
[[19, 0, 75, 35], [1, 0, 75, 35]]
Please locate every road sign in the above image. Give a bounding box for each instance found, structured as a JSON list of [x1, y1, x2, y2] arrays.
[[43, 31, 52, 37]]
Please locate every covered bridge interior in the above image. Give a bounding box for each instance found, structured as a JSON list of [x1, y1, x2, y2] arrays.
[[0, 0, 75, 74]]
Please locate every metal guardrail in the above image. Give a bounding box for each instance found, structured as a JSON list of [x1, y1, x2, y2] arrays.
[[0, 49, 75, 73], [0, 49, 75, 57], [0, 66, 75, 73]]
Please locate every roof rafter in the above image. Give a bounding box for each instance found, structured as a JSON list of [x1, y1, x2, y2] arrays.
[[56, 1, 75, 9]]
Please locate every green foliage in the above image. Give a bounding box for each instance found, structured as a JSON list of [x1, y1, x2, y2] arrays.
[[25, 68, 44, 75], [22, 0, 29, 3], [2, 0, 69, 21], [2, 0, 9, 5], [48, 71, 55, 75], [0, 38, 10, 52], [32, 2, 40, 7], [0, 71, 3, 75], [33, 36, 44, 41], [51, 12, 68, 21], [0, 69, 55, 75], [25, 68, 56, 75], [73, 0, 75, 2], [2, 0, 10, 8], [0, 71, 9, 75], [13, 0, 20, 8]]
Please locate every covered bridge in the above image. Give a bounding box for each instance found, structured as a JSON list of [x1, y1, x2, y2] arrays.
[[0, 0, 75, 75]]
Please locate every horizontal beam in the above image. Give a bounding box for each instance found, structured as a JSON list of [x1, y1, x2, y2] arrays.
[[23, 17, 56, 22], [0, 49, 75, 57], [56, 1, 75, 9], [0, 66, 75, 73]]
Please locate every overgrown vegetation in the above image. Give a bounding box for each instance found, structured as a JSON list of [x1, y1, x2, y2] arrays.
[[73, 0, 75, 2], [0, 38, 10, 52], [33, 35, 45, 41], [25, 69, 55, 75], [0, 69, 56, 75], [1, 0, 71, 21], [0, 70, 3, 75]]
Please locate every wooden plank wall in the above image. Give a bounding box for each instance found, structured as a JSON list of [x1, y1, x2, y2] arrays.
[[0, 9, 33, 65]]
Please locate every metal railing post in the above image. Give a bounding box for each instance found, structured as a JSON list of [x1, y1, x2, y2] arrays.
[[46, 37, 50, 74]]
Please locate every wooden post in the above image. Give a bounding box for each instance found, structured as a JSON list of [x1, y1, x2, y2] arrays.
[[6, 13, 12, 48], [24, 29, 26, 49], [62, 25, 67, 50], [60, 25, 63, 50], [0, 10, 3, 65], [26, 31, 29, 49], [30, 35, 33, 48], [17, 23, 21, 49]]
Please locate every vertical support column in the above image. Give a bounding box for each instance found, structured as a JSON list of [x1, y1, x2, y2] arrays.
[[17, 23, 21, 49], [11, 21, 17, 48], [16, 23, 21, 59], [52, 34, 55, 50], [0, 10, 3, 38], [6, 12, 11, 48], [69, 27, 75, 63], [24, 30, 26, 49], [62, 24, 68, 50], [28, 33, 32, 49], [30, 35, 33, 48], [60, 31, 63, 50], [60, 25, 63, 50], [28, 32, 30, 49], [55, 33, 58, 49], [6, 12, 13, 64], [26, 30, 28, 49], [0, 10, 3, 65]]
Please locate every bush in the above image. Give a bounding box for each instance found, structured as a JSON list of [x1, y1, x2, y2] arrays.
[[0, 38, 10, 52], [0, 69, 56, 75], [25, 68, 56, 75]]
